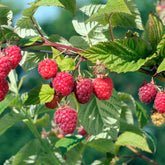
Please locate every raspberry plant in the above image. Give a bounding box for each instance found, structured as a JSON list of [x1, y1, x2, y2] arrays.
[[1, 0, 165, 164]]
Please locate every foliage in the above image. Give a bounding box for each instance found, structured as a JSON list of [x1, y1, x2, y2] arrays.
[[0, 0, 165, 164]]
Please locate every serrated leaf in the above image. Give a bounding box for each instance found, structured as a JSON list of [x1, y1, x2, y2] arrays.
[[119, 120, 143, 135], [22, 6, 38, 17], [55, 136, 85, 156], [145, 131, 157, 153], [12, 139, 41, 165], [87, 0, 143, 30], [87, 139, 115, 154], [14, 16, 47, 38], [72, 5, 111, 45], [80, 38, 154, 73], [116, 131, 152, 153], [0, 94, 17, 115], [0, 8, 13, 25], [142, 12, 163, 50], [157, 58, 165, 74], [24, 84, 54, 105], [34, 0, 76, 15], [0, 111, 25, 135], [136, 101, 148, 128], [58, 58, 75, 71], [78, 89, 121, 140]]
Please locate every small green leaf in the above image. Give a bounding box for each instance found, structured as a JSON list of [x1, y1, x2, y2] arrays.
[[142, 12, 163, 50], [157, 58, 165, 74], [55, 136, 85, 156], [0, 94, 17, 115], [0, 8, 13, 25], [116, 131, 152, 153], [136, 101, 149, 128], [8, 70, 18, 94], [24, 84, 54, 105], [78, 89, 121, 140], [80, 38, 154, 73], [22, 6, 38, 17], [20, 36, 43, 46], [58, 58, 75, 71], [34, 113, 50, 127], [87, 138, 115, 154], [34, 0, 64, 7], [12, 139, 41, 165], [0, 111, 25, 135]]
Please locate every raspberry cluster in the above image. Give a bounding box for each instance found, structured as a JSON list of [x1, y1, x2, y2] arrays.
[[0, 45, 22, 102], [38, 59, 114, 135], [138, 78, 165, 126]]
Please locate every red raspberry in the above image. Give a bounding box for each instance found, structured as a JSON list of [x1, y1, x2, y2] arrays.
[[78, 126, 87, 136], [74, 78, 93, 104], [138, 79, 157, 103], [54, 106, 77, 134], [93, 77, 113, 100], [38, 59, 58, 79], [3, 45, 22, 69], [52, 72, 74, 96], [0, 79, 9, 101], [0, 55, 12, 80], [154, 91, 165, 113], [45, 94, 63, 109]]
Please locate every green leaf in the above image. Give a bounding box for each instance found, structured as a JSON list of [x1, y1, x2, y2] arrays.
[[0, 94, 17, 115], [14, 16, 47, 38], [0, 111, 25, 135], [55, 136, 85, 156], [72, 5, 111, 45], [69, 36, 90, 50], [142, 12, 163, 50], [157, 58, 165, 74], [87, 138, 115, 154], [58, 58, 75, 71], [87, 0, 143, 30], [24, 84, 54, 105], [80, 38, 154, 73], [12, 139, 41, 165], [34, 113, 50, 127], [136, 101, 149, 128], [22, 6, 38, 17], [8, 70, 18, 94], [116, 131, 152, 153], [78, 89, 121, 140], [20, 36, 43, 46], [0, 8, 13, 25], [145, 131, 157, 153], [34, 0, 76, 15]]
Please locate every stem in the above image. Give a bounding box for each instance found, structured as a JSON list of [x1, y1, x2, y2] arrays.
[[126, 146, 160, 165], [108, 14, 114, 41], [24, 111, 60, 165], [72, 57, 83, 76], [0, 24, 7, 42], [138, 68, 165, 83]]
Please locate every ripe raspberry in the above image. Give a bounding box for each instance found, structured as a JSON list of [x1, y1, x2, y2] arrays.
[[151, 111, 164, 126], [78, 126, 87, 136], [138, 79, 157, 103], [74, 78, 93, 104], [45, 94, 63, 109], [3, 45, 22, 69], [54, 105, 77, 134], [0, 55, 12, 80], [38, 59, 58, 79], [0, 79, 9, 101], [93, 77, 113, 100], [154, 91, 165, 113], [52, 72, 74, 96]]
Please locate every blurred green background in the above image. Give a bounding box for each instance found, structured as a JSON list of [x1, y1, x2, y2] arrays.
[[0, 0, 165, 164]]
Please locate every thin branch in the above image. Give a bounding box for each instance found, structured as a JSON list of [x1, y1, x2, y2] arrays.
[[126, 146, 160, 165], [21, 48, 79, 56], [108, 14, 114, 41], [72, 57, 84, 76], [138, 68, 165, 83]]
